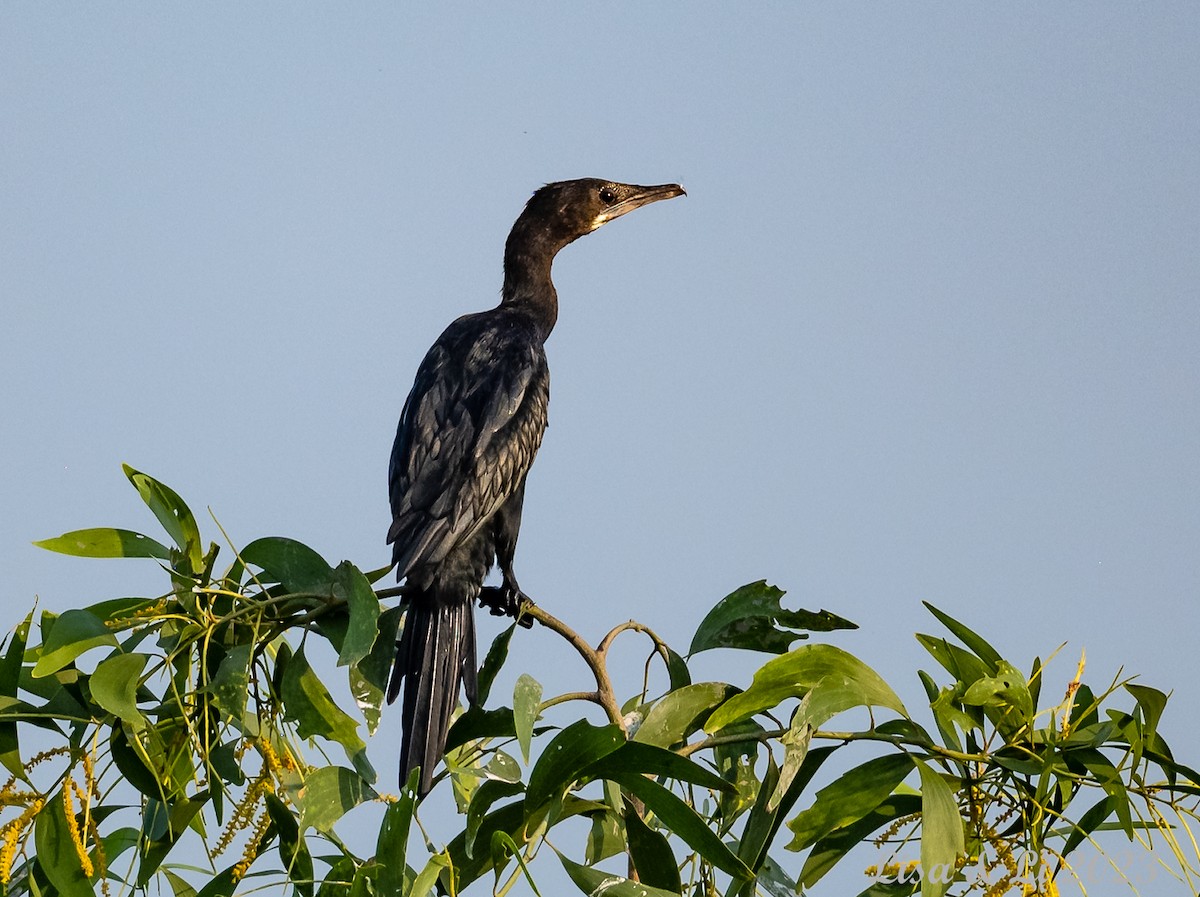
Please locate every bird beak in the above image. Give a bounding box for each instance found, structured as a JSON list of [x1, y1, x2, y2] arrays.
[[596, 183, 687, 227]]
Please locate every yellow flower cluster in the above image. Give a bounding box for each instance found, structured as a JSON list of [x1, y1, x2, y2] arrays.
[[0, 798, 42, 885], [213, 773, 275, 859], [231, 808, 273, 883], [215, 736, 303, 882], [62, 773, 94, 877]]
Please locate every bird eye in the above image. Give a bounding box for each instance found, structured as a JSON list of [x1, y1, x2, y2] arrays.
[[598, 187, 618, 205]]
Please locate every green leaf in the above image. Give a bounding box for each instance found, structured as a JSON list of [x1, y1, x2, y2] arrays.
[[35, 790, 95, 897], [467, 780, 524, 859], [241, 536, 335, 594], [1126, 683, 1168, 764], [733, 746, 837, 895], [585, 741, 735, 795], [0, 613, 31, 778], [615, 774, 751, 880], [446, 705, 517, 750], [265, 792, 314, 897], [914, 636, 991, 691], [488, 749, 523, 784], [446, 798, 526, 890], [476, 623, 517, 706], [526, 721, 624, 813], [32, 609, 119, 678], [410, 852, 451, 897], [1065, 747, 1133, 837], [110, 724, 165, 797], [624, 797, 682, 893], [800, 794, 922, 888], [634, 682, 734, 748], [556, 848, 682, 897], [163, 870, 199, 897], [375, 770, 418, 896], [205, 644, 251, 722], [915, 760, 963, 897], [921, 602, 1002, 670], [959, 660, 1033, 732], [786, 754, 914, 851], [756, 854, 801, 897], [333, 561, 379, 666], [281, 646, 372, 782], [137, 792, 210, 886], [706, 644, 907, 732], [586, 809, 625, 864], [90, 652, 149, 729], [33, 527, 172, 560], [299, 766, 378, 833], [195, 865, 239, 897], [352, 605, 402, 736], [1061, 795, 1115, 858], [770, 701, 813, 812], [317, 856, 358, 897], [690, 580, 856, 656], [665, 646, 691, 690], [123, 464, 204, 572], [513, 673, 543, 764]]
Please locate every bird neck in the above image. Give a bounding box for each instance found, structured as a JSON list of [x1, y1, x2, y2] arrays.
[[501, 226, 562, 339]]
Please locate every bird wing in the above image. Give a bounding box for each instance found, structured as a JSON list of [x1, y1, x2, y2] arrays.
[[387, 313, 549, 578]]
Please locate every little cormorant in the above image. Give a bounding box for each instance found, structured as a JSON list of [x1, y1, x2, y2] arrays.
[[387, 178, 685, 795]]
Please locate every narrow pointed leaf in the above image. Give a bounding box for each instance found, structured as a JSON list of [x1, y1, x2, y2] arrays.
[[476, 623, 516, 705], [513, 673, 542, 763], [586, 810, 625, 864], [734, 745, 837, 891], [333, 561, 379, 666], [786, 754, 914, 851], [266, 792, 314, 897], [800, 794, 922, 888], [916, 760, 963, 897], [624, 796, 682, 893], [615, 774, 750, 880], [585, 740, 734, 794], [1061, 795, 1115, 858], [466, 780, 524, 859], [34, 790, 95, 897], [32, 609, 119, 678], [557, 848, 682, 897], [123, 464, 203, 571], [922, 602, 1002, 670], [375, 770, 418, 896], [34, 527, 172, 560], [0, 613, 31, 778]]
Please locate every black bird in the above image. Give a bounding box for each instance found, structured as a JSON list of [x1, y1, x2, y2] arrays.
[[386, 178, 685, 795]]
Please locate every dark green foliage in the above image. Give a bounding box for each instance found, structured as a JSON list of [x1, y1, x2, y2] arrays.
[[4, 467, 1196, 897]]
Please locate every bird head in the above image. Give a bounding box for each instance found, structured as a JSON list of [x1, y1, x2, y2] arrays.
[[515, 178, 686, 250]]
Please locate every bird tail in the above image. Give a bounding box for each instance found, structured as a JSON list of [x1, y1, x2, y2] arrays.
[[387, 591, 477, 796]]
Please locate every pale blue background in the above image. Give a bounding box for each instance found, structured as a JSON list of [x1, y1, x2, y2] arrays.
[[2, 5, 1198, 895]]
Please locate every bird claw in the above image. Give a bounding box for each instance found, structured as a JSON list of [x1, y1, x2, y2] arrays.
[[478, 585, 535, 629]]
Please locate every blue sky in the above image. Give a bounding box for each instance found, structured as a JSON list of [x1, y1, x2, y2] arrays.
[[2, 5, 1198, 894]]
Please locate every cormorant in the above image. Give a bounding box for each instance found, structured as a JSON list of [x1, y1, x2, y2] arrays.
[[386, 178, 685, 795]]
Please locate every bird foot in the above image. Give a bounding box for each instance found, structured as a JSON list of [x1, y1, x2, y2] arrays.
[[478, 585, 535, 629]]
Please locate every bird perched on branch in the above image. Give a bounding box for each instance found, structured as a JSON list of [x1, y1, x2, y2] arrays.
[[386, 178, 685, 795]]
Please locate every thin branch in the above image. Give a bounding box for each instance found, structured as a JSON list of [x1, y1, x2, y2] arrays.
[[519, 602, 625, 731]]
